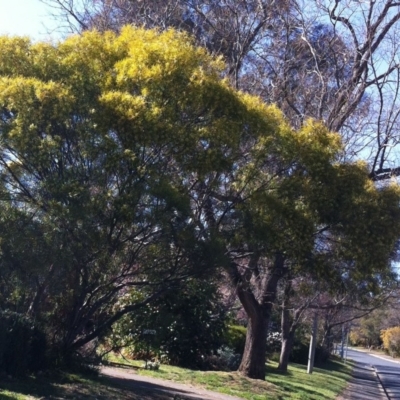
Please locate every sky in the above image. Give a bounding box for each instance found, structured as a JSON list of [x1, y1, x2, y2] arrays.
[[0, 0, 62, 41]]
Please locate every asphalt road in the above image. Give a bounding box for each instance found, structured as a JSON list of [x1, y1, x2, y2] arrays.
[[346, 348, 400, 399]]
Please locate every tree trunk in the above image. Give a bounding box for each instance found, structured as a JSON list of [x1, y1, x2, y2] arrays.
[[321, 325, 332, 355], [234, 253, 285, 380], [278, 332, 295, 372], [277, 279, 308, 372], [237, 306, 269, 379], [321, 313, 334, 358], [278, 305, 296, 372]]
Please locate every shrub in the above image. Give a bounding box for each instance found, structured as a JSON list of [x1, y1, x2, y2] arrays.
[[223, 325, 247, 354], [289, 341, 309, 364], [201, 346, 242, 371], [217, 346, 242, 370], [381, 326, 400, 357], [0, 311, 47, 376], [266, 331, 282, 356], [289, 341, 329, 365], [104, 279, 227, 369]]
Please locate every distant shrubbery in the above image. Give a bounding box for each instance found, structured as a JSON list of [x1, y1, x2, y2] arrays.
[[288, 341, 329, 365], [0, 311, 47, 376], [381, 326, 400, 357]]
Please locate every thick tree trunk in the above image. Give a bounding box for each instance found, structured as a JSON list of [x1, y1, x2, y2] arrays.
[[234, 253, 285, 380], [237, 307, 269, 379]]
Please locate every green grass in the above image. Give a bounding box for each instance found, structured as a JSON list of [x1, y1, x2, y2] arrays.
[[0, 371, 156, 399], [104, 354, 352, 400], [0, 356, 352, 399]]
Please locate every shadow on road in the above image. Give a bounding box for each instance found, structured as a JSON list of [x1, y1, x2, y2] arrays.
[[338, 362, 385, 400]]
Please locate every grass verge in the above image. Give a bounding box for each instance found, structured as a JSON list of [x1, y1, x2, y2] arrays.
[[104, 353, 352, 400], [0, 370, 159, 400], [0, 357, 352, 399]]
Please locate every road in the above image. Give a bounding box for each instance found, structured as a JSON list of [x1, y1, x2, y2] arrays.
[[346, 348, 400, 399]]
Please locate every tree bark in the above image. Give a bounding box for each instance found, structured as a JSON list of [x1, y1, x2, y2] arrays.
[[321, 323, 332, 355], [278, 306, 296, 372], [237, 305, 269, 379], [27, 263, 55, 317], [234, 253, 285, 380], [278, 332, 295, 372], [277, 279, 308, 372]]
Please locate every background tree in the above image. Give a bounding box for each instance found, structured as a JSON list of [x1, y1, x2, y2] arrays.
[[350, 309, 387, 349], [42, 0, 400, 179], [276, 276, 319, 372], [217, 131, 400, 378], [381, 326, 400, 357]]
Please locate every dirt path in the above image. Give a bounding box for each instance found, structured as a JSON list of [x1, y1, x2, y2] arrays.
[[100, 366, 245, 400]]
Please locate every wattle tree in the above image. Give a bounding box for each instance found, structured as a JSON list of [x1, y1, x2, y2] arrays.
[[0, 27, 398, 377]]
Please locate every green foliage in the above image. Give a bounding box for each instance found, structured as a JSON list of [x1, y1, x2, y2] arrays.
[[0, 311, 47, 376], [0, 26, 399, 376], [0, 27, 261, 361], [106, 279, 227, 369], [223, 325, 247, 354], [232, 118, 400, 293], [289, 342, 329, 366]]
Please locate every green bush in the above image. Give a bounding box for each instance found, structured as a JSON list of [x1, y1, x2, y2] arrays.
[[202, 346, 242, 371], [105, 279, 227, 369], [223, 325, 247, 354], [0, 311, 47, 376], [289, 341, 309, 364], [289, 341, 329, 365]]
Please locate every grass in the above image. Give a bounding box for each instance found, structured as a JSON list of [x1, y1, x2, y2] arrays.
[[0, 370, 162, 400], [104, 353, 352, 400], [0, 372, 93, 400], [0, 356, 352, 399]]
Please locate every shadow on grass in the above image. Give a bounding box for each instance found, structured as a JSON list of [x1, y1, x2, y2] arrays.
[[0, 394, 19, 400], [0, 372, 148, 400], [265, 359, 352, 400], [103, 360, 141, 370], [275, 380, 333, 400], [266, 365, 295, 377], [1, 374, 72, 399], [0, 369, 209, 400], [100, 373, 224, 400]]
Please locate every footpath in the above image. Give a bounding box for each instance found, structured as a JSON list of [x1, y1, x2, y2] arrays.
[[336, 348, 400, 399], [336, 362, 386, 400]]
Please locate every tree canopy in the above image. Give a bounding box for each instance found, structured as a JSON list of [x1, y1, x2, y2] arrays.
[[42, 0, 400, 181], [0, 26, 399, 377], [0, 26, 300, 361]]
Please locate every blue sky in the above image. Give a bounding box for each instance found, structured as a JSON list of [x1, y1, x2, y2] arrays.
[[0, 0, 61, 40]]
